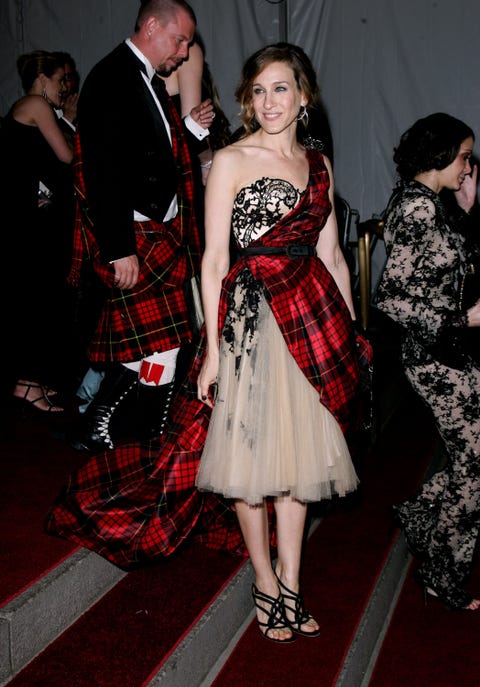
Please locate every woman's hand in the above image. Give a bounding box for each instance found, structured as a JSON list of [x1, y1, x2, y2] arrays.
[[455, 164, 478, 213], [62, 93, 78, 124], [197, 350, 219, 408], [190, 98, 215, 129]]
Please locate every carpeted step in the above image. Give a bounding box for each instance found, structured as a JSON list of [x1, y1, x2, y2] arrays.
[[3, 540, 246, 687], [0, 410, 125, 684], [368, 548, 480, 686], [0, 411, 84, 608], [0, 549, 125, 686]]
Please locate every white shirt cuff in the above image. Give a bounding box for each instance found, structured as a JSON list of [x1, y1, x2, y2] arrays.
[[184, 113, 209, 140]]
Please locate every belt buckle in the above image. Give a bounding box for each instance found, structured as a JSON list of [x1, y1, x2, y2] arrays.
[[287, 245, 310, 258]]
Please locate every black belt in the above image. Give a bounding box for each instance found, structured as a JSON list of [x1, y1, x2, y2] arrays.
[[239, 244, 316, 258]]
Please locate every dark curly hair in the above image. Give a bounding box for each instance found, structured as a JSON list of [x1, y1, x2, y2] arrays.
[[235, 42, 320, 136], [393, 112, 474, 181]]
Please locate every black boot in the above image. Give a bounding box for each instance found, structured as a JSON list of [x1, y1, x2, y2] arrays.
[[70, 365, 138, 451], [137, 381, 175, 440]]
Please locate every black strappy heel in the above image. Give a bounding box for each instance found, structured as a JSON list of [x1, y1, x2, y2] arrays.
[[13, 381, 64, 414], [275, 574, 321, 637], [251, 584, 295, 643]]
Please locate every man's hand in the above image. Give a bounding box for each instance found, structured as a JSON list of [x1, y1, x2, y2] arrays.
[[112, 254, 139, 289]]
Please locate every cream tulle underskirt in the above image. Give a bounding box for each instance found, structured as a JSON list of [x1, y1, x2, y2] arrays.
[[196, 291, 358, 506]]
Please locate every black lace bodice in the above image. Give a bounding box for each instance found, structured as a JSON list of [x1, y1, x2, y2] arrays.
[[232, 177, 305, 247]]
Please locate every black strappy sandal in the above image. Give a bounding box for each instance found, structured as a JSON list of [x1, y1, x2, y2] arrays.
[[251, 584, 295, 643], [13, 382, 64, 414], [275, 574, 321, 637]]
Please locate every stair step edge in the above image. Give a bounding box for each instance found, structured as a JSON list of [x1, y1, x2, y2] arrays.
[[0, 548, 125, 685]]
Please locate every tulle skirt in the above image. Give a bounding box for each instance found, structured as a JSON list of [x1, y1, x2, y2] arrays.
[[196, 286, 358, 505]]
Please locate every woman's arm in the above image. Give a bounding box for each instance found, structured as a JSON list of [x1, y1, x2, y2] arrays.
[[177, 42, 204, 116], [164, 42, 204, 117], [197, 147, 237, 406], [315, 156, 356, 319]]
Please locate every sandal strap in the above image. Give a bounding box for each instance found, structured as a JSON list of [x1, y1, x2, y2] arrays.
[[251, 584, 290, 637], [17, 381, 42, 389], [14, 382, 63, 412], [275, 575, 313, 628]]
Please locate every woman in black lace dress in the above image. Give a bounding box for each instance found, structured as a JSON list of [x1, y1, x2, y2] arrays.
[[376, 113, 480, 610]]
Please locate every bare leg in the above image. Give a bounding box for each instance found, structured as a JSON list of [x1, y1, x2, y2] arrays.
[[274, 496, 320, 634], [235, 499, 293, 642]]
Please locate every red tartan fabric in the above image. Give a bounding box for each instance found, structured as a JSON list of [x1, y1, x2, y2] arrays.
[[45, 148, 360, 568], [46, 344, 246, 569], [69, 99, 201, 362]]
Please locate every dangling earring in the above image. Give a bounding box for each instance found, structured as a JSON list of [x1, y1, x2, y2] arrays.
[[297, 105, 308, 125], [42, 87, 48, 101]]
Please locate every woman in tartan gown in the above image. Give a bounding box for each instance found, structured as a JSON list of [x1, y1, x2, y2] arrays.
[[47, 43, 362, 641]]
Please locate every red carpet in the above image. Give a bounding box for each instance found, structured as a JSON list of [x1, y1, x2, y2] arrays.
[[0, 412, 83, 606], [6, 540, 243, 687], [369, 559, 480, 687], [211, 392, 439, 687]]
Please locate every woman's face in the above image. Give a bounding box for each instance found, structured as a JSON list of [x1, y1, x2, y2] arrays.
[[438, 137, 474, 191], [42, 68, 66, 107], [251, 61, 305, 135]]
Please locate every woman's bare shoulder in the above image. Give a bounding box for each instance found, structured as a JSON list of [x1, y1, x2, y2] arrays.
[[12, 94, 52, 124]]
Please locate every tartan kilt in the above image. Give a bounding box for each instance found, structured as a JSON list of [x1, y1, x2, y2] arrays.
[[69, 96, 201, 362], [85, 218, 200, 362]]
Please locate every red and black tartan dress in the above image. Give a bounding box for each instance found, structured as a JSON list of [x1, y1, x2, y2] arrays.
[[196, 149, 359, 504], [46, 149, 359, 569]]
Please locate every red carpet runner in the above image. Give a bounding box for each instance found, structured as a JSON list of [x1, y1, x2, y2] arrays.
[[5, 540, 243, 687], [0, 413, 82, 606], [369, 560, 480, 687]]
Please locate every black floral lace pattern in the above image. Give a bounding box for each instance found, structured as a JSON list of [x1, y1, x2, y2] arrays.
[[232, 177, 304, 247], [223, 268, 262, 371], [377, 180, 480, 608], [376, 181, 468, 365], [223, 178, 305, 367]]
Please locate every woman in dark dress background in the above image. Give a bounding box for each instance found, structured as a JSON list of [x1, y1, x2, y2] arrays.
[[1, 50, 74, 418]]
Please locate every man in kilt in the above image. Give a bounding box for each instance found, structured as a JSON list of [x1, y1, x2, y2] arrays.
[[70, 0, 215, 451]]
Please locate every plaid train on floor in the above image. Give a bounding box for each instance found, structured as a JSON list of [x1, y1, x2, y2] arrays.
[[46, 341, 245, 569]]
